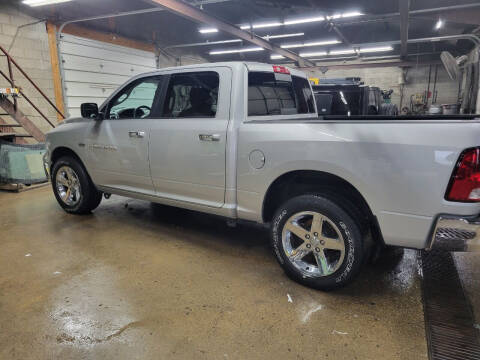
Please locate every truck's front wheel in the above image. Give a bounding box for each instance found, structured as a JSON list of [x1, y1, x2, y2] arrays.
[[271, 195, 364, 290], [51, 156, 102, 214]]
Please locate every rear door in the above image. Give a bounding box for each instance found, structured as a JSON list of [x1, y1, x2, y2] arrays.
[[149, 67, 232, 207], [85, 75, 164, 194]]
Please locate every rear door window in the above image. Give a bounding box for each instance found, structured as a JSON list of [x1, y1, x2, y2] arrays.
[[161, 71, 219, 118], [248, 72, 315, 116]]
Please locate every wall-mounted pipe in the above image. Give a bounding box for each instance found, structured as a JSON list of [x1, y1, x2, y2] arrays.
[[335, 3, 480, 28], [346, 34, 480, 50]]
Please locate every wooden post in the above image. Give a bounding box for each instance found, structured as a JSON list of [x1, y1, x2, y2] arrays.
[[46, 21, 65, 122]]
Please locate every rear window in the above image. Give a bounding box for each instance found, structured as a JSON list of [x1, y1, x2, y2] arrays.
[[248, 72, 315, 116]]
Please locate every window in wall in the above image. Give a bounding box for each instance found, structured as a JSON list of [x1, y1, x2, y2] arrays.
[[108, 76, 163, 119], [162, 72, 219, 118]]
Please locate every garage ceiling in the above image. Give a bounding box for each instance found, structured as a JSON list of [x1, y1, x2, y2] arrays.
[[13, 0, 480, 65]]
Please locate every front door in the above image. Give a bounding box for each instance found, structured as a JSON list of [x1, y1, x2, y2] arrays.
[[85, 75, 164, 194], [149, 68, 231, 207]]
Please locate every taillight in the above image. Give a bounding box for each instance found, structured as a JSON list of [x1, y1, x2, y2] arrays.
[[273, 65, 290, 74], [446, 147, 480, 202]]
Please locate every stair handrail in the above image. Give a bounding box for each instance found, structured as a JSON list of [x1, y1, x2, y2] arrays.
[[0, 43, 64, 128]]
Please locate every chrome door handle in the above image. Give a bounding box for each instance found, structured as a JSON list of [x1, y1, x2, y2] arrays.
[[199, 134, 220, 142], [129, 131, 145, 138]]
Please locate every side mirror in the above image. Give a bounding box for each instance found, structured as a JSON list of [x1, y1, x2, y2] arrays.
[[80, 103, 101, 120]]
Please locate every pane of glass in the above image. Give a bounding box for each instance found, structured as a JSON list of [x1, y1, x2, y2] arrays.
[[315, 93, 333, 115], [313, 86, 363, 115], [162, 72, 219, 118], [109, 76, 162, 119], [248, 72, 297, 116], [292, 75, 315, 114]]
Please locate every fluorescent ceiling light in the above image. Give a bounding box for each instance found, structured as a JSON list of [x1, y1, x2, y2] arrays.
[[326, 11, 363, 20], [327, 14, 342, 20], [252, 22, 283, 29], [271, 54, 286, 59], [199, 10, 363, 33], [210, 47, 264, 55], [341, 11, 364, 18], [359, 46, 394, 53], [199, 28, 218, 34], [216, 39, 242, 44], [22, 0, 72, 6], [283, 15, 325, 26], [240, 22, 283, 30], [203, 39, 242, 45], [263, 32, 304, 40], [281, 39, 340, 49], [435, 19, 444, 30], [299, 51, 328, 57], [330, 49, 357, 55]]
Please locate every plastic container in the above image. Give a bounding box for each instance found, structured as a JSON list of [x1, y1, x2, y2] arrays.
[[442, 104, 459, 115]]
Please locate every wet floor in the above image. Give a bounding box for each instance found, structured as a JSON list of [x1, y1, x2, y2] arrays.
[[0, 187, 430, 359], [454, 253, 480, 326]]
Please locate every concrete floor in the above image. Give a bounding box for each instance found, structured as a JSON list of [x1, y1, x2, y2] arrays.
[[454, 253, 480, 326], [0, 187, 432, 359]]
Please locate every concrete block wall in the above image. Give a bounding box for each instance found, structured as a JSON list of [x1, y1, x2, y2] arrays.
[[0, 3, 56, 138], [304, 64, 459, 111]]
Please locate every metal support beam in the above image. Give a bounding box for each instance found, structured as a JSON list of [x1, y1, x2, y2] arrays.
[[300, 60, 442, 71], [399, 0, 410, 59], [329, 22, 351, 47], [148, 0, 314, 66]]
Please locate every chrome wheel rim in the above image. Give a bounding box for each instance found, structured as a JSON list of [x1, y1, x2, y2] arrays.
[[282, 211, 345, 277], [55, 166, 81, 206]]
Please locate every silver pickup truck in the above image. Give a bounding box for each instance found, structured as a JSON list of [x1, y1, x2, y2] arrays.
[[44, 61, 480, 290]]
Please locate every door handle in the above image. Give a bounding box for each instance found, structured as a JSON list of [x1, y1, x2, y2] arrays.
[[199, 134, 220, 142], [129, 131, 145, 138]]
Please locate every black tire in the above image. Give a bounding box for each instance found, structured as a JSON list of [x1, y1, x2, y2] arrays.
[[271, 195, 364, 290], [51, 156, 102, 214]]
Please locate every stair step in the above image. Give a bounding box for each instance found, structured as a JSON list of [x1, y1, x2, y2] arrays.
[[0, 133, 32, 137]]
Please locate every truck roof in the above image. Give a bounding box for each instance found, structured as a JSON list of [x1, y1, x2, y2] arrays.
[[139, 61, 308, 79]]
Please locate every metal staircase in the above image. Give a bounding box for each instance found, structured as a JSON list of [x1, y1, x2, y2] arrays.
[[0, 44, 65, 143]]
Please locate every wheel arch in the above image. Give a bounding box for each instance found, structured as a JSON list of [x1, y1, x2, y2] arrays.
[[50, 146, 85, 170], [261, 170, 383, 243]]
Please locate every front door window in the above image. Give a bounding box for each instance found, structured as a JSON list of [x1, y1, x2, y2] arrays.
[[107, 76, 163, 119]]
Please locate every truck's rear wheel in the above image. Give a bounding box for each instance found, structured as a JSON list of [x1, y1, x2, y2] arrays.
[[51, 156, 102, 214], [271, 195, 364, 290]]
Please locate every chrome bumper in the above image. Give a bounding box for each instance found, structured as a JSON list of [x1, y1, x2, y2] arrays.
[[429, 215, 480, 252]]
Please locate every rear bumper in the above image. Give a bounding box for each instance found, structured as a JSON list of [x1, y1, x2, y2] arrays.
[[429, 214, 480, 252]]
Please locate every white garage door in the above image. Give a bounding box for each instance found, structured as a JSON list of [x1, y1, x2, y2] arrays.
[[59, 34, 157, 118]]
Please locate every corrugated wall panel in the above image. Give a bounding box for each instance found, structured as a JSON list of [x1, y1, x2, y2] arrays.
[[59, 34, 156, 117]]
